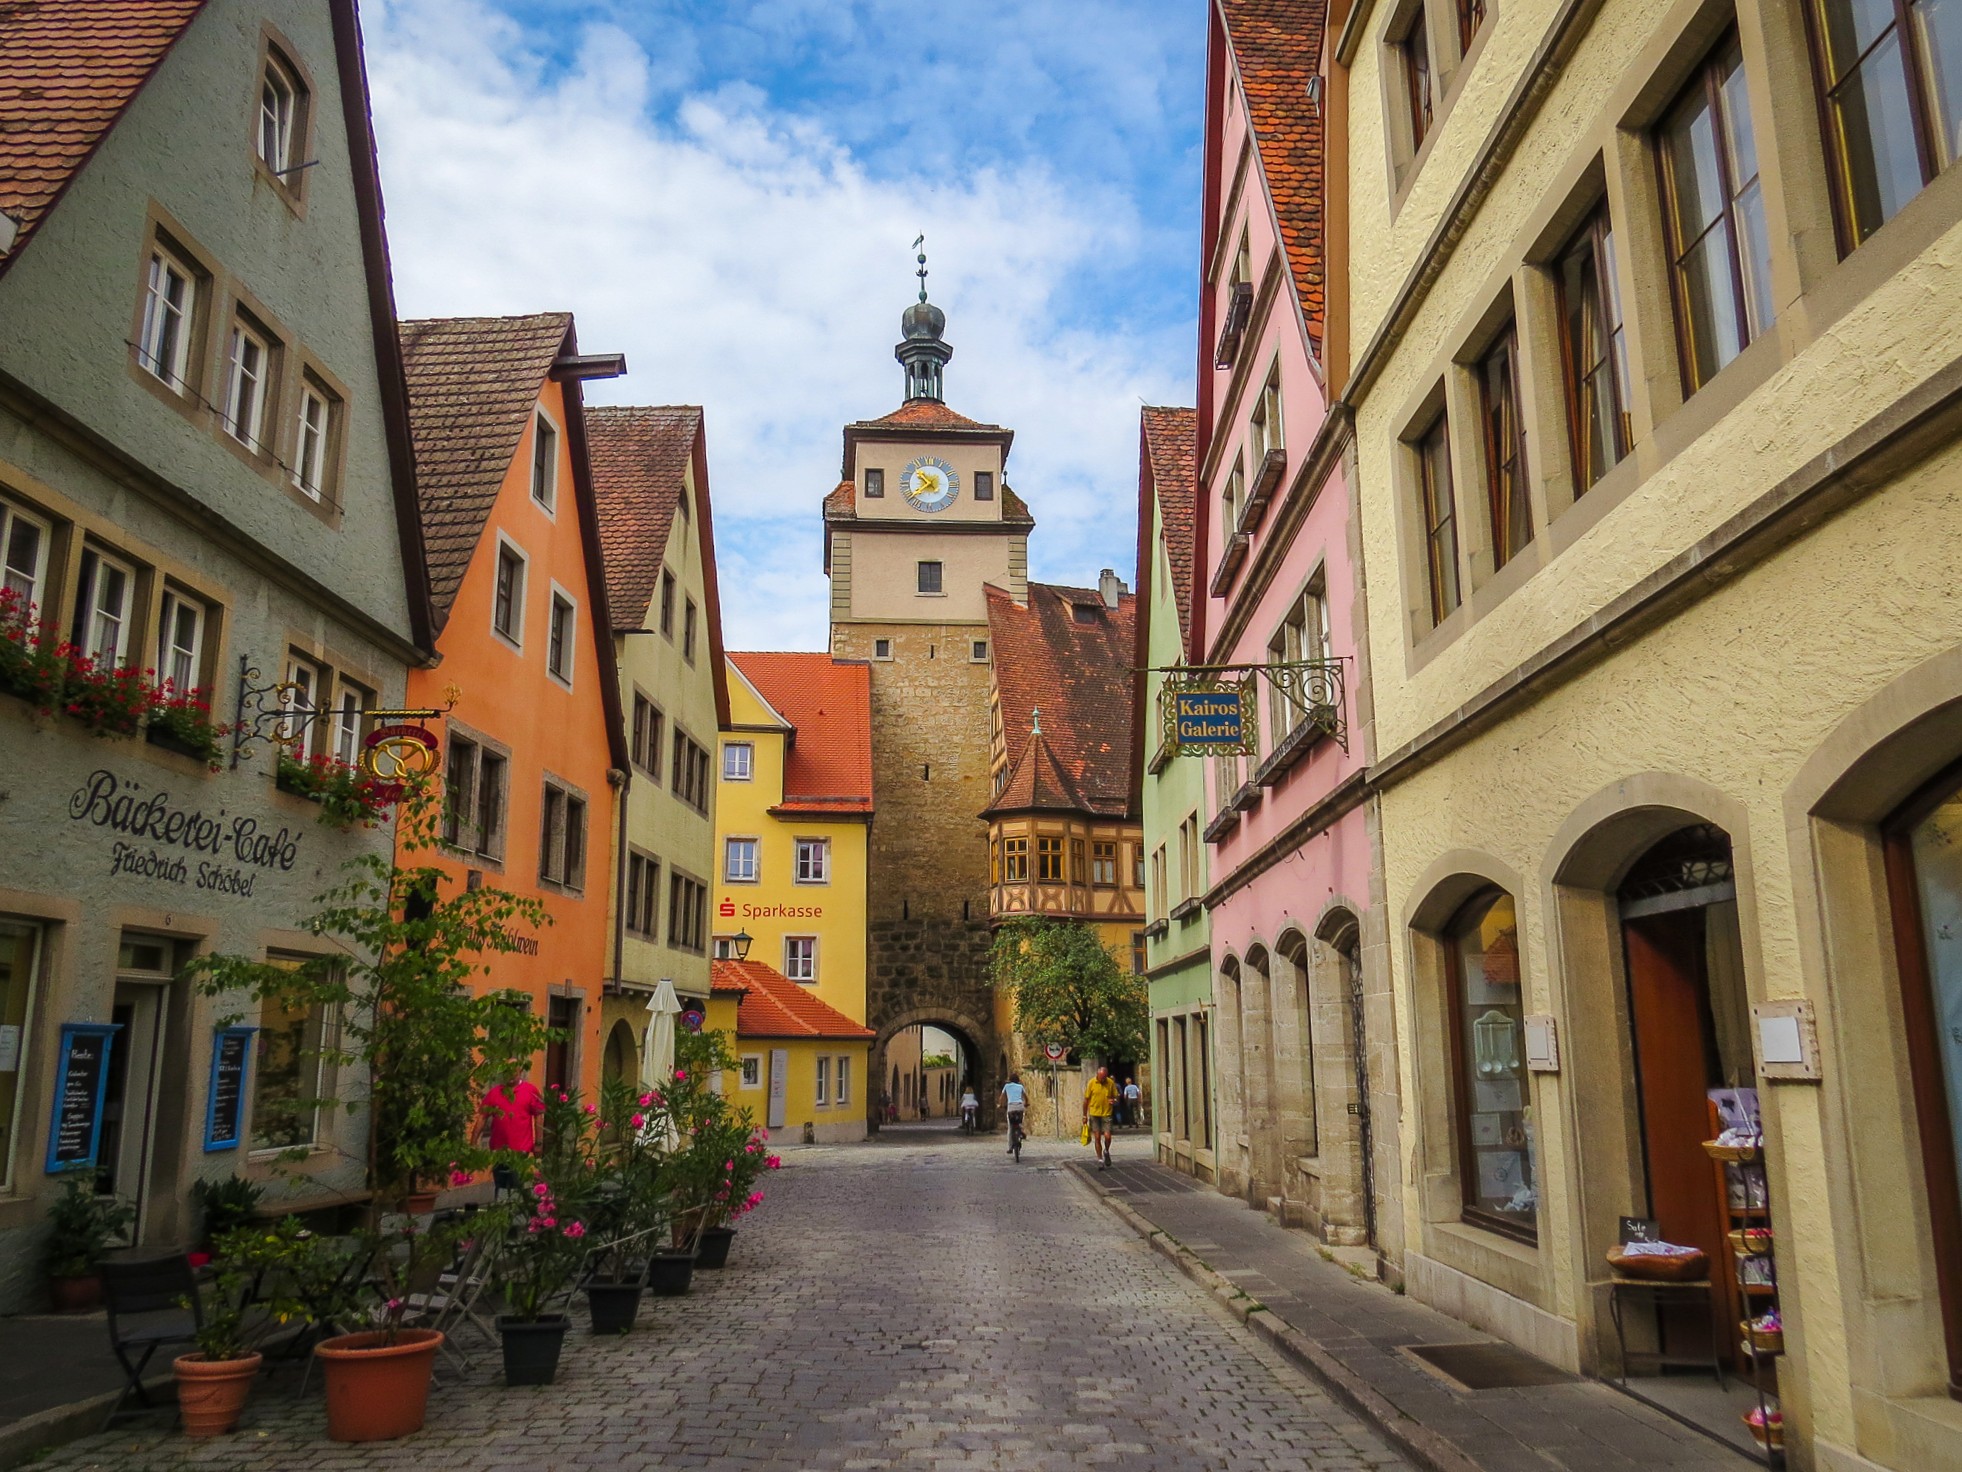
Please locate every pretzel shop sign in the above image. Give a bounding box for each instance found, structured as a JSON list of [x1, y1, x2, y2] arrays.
[[65, 767, 304, 899]]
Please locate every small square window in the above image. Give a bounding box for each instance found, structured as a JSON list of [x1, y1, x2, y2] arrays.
[[865, 468, 885, 498], [723, 742, 753, 781], [970, 639, 989, 663], [974, 471, 994, 502], [873, 638, 893, 660], [917, 561, 943, 595]]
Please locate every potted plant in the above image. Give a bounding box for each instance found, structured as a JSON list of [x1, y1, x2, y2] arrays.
[[173, 1229, 275, 1438], [146, 682, 226, 765], [579, 1078, 675, 1334], [188, 1175, 265, 1267], [44, 1176, 134, 1311], [275, 751, 397, 829], [0, 589, 61, 707], [490, 1169, 590, 1385], [696, 1123, 781, 1269], [190, 776, 553, 1440]]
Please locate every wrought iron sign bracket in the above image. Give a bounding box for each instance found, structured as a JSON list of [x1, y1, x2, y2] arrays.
[[227, 654, 456, 775]]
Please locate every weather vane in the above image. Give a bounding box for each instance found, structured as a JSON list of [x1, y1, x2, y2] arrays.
[[913, 234, 928, 303]]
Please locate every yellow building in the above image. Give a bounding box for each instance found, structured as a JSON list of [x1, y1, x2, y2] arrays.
[[713, 651, 872, 1030], [708, 958, 873, 1145]]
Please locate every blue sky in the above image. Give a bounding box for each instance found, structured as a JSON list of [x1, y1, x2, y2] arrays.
[[367, 0, 1205, 649]]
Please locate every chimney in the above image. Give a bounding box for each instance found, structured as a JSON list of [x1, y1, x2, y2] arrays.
[[1098, 568, 1127, 608]]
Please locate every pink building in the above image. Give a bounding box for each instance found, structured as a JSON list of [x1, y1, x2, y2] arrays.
[[1188, 0, 1398, 1263]]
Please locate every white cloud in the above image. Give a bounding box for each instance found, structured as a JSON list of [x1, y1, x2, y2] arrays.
[[366, 0, 1190, 650]]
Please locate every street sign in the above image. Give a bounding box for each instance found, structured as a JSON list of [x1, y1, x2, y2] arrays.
[[1161, 677, 1257, 756], [1044, 1042, 1067, 1062]]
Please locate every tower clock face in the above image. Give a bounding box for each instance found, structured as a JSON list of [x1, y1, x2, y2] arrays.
[[901, 455, 960, 513]]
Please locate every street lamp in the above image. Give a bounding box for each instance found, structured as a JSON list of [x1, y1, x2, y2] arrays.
[[732, 929, 753, 961]]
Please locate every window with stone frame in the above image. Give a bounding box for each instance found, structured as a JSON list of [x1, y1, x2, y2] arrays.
[[625, 850, 660, 939], [1444, 888, 1536, 1241], [1478, 321, 1532, 568], [1555, 207, 1632, 493], [530, 412, 558, 511], [1400, 3, 1437, 152], [443, 734, 507, 860], [724, 836, 759, 884], [1416, 413, 1461, 626], [659, 568, 676, 637], [538, 781, 588, 891], [668, 872, 707, 952], [784, 935, 817, 983], [795, 837, 830, 884], [137, 241, 200, 394], [631, 695, 664, 780]]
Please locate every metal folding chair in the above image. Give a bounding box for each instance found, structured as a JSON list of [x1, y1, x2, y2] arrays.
[[100, 1255, 202, 1428]]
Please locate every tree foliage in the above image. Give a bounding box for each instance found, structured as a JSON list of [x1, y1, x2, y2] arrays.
[[989, 915, 1147, 1063]]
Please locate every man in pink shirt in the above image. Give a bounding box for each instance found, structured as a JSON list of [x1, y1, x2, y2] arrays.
[[478, 1069, 545, 1194]]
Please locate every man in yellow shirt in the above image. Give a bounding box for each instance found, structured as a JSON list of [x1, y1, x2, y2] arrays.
[[1084, 1066, 1119, 1169]]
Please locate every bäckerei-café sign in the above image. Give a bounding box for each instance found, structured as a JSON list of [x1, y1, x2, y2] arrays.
[[66, 767, 305, 899]]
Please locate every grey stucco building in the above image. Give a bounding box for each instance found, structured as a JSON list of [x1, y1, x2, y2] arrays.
[[0, 0, 432, 1309]]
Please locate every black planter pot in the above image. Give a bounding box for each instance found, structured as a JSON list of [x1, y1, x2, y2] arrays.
[[145, 723, 216, 762], [646, 1249, 696, 1297], [695, 1226, 735, 1269], [586, 1278, 644, 1334], [498, 1314, 570, 1385]]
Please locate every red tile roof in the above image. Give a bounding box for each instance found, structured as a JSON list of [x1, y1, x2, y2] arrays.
[[983, 582, 1138, 820], [711, 959, 875, 1040], [728, 652, 873, 815], [0, 1, 204, 278], [398, 313, 571, 622], [587, 406, 700, 629], [1141, 407, 1198, 641], [1222, 0, 1328, 348], [853, 400, 1003, 433]]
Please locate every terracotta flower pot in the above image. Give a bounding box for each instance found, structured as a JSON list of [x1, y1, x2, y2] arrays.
[[314, 1329, 444, 1442], [48, 1273, 101, 1312], [174, 1351, 262, 1437]]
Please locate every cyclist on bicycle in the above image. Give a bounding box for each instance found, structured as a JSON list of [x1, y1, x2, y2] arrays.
[[959, 1086, 979, 1133], [1000, 1073, 1028, 1157]]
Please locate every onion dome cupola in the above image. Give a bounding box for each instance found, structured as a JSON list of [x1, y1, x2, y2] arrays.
[[896, 237, 952, 403]]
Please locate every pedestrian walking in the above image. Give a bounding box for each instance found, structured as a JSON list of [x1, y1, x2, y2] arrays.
[[1122, 1077, 1142, 1129], [1083, 1066, 1118, 1168]]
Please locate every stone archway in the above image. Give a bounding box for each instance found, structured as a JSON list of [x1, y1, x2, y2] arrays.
[[869, 1005, 998, 1133], [602, 1018, 639, 1084]]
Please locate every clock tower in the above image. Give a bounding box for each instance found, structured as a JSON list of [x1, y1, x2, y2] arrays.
[[824, 294, 1031, 1120]]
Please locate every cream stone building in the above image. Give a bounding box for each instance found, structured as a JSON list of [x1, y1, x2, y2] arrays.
[[588, 407, 729, 1076], [1334, 0, 1962, 1466]]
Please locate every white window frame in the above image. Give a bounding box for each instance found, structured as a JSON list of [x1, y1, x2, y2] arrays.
[[546, 584, 576, 688], [293, 379, 333, 502], [530, 410, 558, 514], [258, 55, 298, 173], [723, 741, 753, 782], [282, 653, 323, 760], [76, 549, 135, 667], [332, 681, 369, 766], [815, 1055, 829, 1106], [724, 836, 760, 885], [155, 587, 205, 694], [794, 838, 830, 885], [138, 249, 195, 391], [0, 500, 51, 607], [837, 1056, 852, 1104], [491, 534, 527, 649], [223, 317, 273, 453], [739, 1055, 762, 1090], [784, 935, 817, 983]]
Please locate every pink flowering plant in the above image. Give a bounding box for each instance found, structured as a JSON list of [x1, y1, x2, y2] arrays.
[[490, 1085, 615, 1320], [661, 1030, 778, 1241]]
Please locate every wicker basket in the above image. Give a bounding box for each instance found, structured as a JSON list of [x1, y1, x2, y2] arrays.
[[1606, 1247, 1707, 1282], [1703, 1138, 1762, 1163], [1728, 1227, 1775, 1258], [1743, 1320, 1785, 1354]]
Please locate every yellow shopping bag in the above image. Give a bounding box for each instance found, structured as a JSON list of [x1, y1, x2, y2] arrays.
[[1079, 1121, 1092, 1146]]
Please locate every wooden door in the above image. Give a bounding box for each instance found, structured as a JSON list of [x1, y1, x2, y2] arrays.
[[1624, 909, 1731, 1364]]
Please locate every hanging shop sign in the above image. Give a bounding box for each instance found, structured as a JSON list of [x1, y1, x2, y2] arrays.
[[45, 1022, 121, 1173], [1160, 677, 1257, 757], [203, 1026, 258, 1152], [362, 722, 440, 782]]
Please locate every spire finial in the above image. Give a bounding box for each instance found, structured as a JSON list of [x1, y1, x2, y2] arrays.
[[913, 234, 928, 303], [1032, 706, 1041, 736]]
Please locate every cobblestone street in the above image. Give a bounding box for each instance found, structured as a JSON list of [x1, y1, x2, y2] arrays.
[[38, 1132, 1405, 1472]]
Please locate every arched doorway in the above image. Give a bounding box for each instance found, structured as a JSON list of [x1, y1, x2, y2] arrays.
[[869, 1010, 994, 1133], [601, 1019, 639, 1085]]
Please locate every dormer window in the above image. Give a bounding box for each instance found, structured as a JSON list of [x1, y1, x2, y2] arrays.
[[1072, 602, 1100, 625]]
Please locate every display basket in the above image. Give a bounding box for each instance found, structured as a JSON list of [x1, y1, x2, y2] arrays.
[[1605, 1246, 1707, 1282], [1703, 1138, 1762, 1163], [1728, 1227, 1775, 1258]]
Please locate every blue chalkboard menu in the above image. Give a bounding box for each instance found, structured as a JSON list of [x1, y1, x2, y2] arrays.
[[45, 1023, 121, 1173], [203, 1027, 256, 1152]]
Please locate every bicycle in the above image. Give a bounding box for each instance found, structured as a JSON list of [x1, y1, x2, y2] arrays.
[[1006, 1109, 1024, 1162]]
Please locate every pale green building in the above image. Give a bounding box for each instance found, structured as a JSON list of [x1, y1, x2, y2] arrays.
[[1136, 408, 1216, 1181]]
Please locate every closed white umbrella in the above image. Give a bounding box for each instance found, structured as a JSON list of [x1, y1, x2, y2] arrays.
[[642, 978, 680, 1091]]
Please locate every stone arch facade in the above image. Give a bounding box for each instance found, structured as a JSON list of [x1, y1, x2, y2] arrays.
[[870, 1004, 996, 1130], [1215, 951, 1249, 1199], [1785, 647, 1962, 1433], [1537, 774, 1764, 1377]]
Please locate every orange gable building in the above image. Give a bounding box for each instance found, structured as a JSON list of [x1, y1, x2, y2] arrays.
[[398, 313, 630, 1097]]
